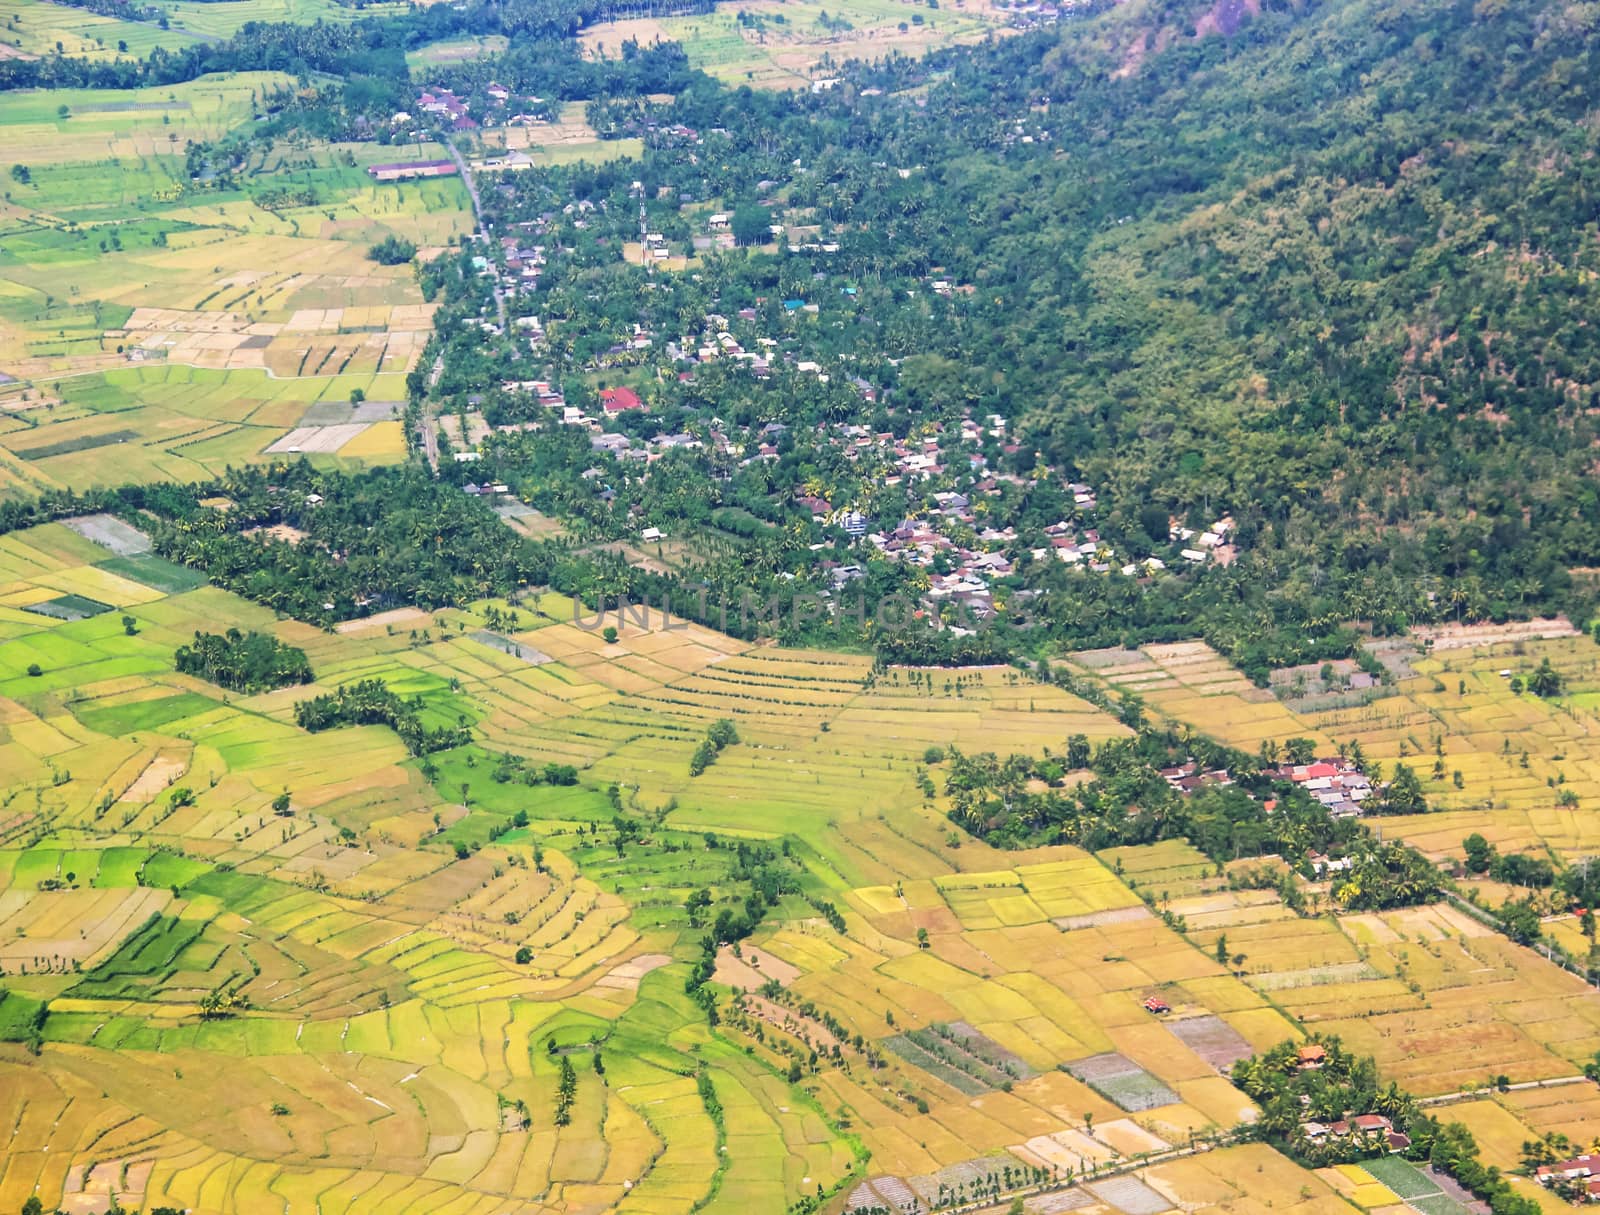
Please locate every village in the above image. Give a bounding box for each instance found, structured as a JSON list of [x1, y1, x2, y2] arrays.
[[429, 184, 1245, 626]]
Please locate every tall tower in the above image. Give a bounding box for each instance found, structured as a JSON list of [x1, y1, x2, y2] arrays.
[[640, 193, 650, 277]]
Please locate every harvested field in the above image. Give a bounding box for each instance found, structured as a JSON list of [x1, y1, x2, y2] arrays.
[[63, 513, 151, 556], [266, 423, 371, 454], [1065, 1053, 1180, 1112], [1167, 1014, 1254, 1071], [1412, 618, 1578, 650]]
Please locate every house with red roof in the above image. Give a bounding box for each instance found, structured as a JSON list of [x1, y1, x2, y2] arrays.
[[600, 386, 645, 414]]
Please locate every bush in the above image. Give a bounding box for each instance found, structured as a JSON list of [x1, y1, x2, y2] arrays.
[[367, 235, 417, 265]]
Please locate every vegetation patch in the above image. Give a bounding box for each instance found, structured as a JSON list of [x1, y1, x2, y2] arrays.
[[24, 592, 113, 620], [1064, 1052, 1179, 1112], [15, 430, 141, 460], [96, 553, 208, 594], [174, 628, 313, 692], [76, 691, 220, 735]]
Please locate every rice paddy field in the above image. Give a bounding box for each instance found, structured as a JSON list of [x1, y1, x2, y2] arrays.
[[1066, 632, 1600, 870], [579, 0, 1013, 89], [405, 32, 510, 68], [0, 0, 410, 61], [0, 523, 869, 1214], [5, 508, 1600, 1213], [0, 517, 1364, 1214], [0, 0, 205, 61], [0, 85, 469, 490]]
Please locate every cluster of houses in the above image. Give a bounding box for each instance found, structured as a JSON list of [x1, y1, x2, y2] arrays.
[[1157, 761, 1235, 794], [497, 231, 549, 290], [1170, 515, 1238, 567], [1271, 758, 1375, 819], [409, 86, 477, 132], [462, 324, 1241, 617], [402, 83, 561, 140], [1537, 1156, 1600, 1202], [1292, 1046, 1412, 1153], [1149, 754, 1375, 821], [428, 168, 1252, 617], [1300, 1113, 1410, 1154]]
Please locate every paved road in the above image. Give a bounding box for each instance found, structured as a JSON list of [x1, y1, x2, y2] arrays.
[[1419, 1074, 1589, 1107], [442, 135, 506, 331], [425, 138, 505, 475], [866, 1137, 1228, 1215], [422, 352, 445, 473]]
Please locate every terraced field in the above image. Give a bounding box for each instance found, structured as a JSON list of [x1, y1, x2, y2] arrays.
[[580, 0, 1012, 89], [0, 86, 468, 489], [5, 517, 1600, 1213]]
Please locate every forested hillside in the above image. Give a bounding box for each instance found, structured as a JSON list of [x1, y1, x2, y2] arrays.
[[949, 0, 1600, 612]]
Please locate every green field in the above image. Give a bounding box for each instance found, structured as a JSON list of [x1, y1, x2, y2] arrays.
[[581, 0, 1008, 88], [162, 0, 408, 38], [0, 81, 465, 487], [404, 31, 509, 68], [0, 0, 410, 60], [0, 0, 205, 59], [0, 72, 288, 166]]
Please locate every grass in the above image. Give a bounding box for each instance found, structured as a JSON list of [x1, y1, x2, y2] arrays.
[[1363, 1156, 1444, 1201], [67, 913, 208, 999], [0, 989, 47, 1040]]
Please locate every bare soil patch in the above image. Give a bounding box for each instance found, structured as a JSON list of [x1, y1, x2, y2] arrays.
[[1413, 617, 1577, 651]]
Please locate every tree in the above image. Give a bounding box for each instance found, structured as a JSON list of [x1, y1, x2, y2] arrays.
[[1284, 738, 1317, 765], [602, 625, 618, 644], [555, 1055, 577, 1125], [1497, 898, 1542, 945], [731, 203, 772, 247], [367, 235, 417, 265], [10, 164, 30, 185], [1380, 764, 1428, 815], [1528, 657, 1564, 699], [1462, 833, 1494, 874], [176, 630, 312, 693]]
